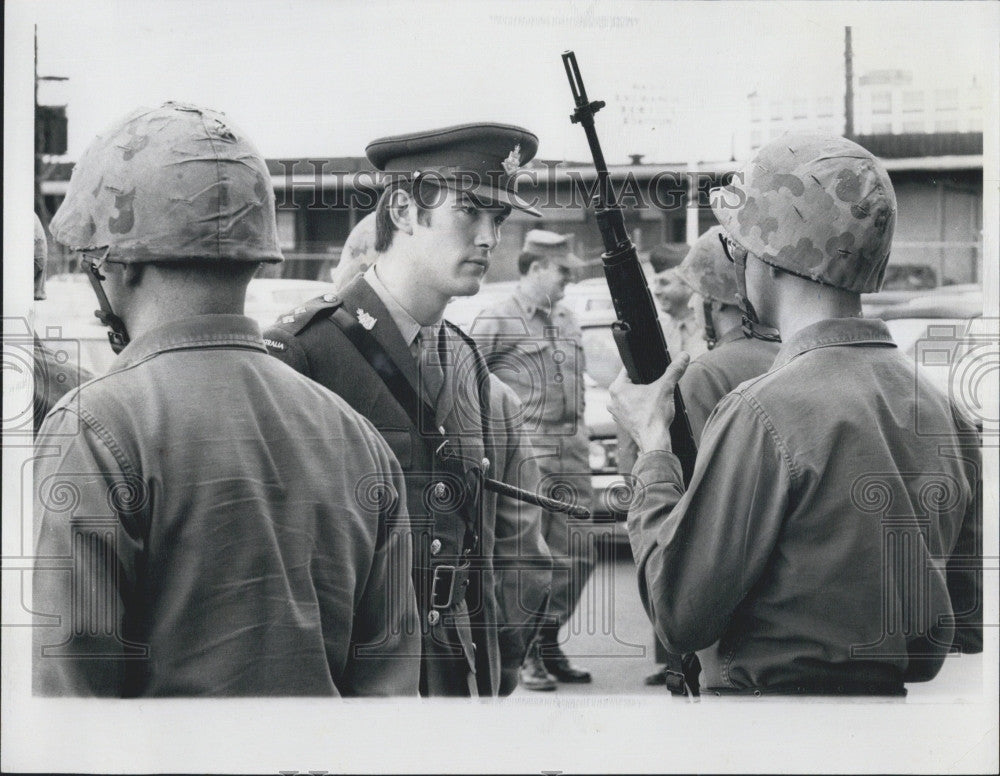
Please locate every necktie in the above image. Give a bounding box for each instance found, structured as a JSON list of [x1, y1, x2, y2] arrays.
[[416, 325, 445, 404]]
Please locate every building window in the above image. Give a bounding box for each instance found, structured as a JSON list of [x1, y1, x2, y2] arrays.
[[769, 100, 783, 120], [870, 121, 893, 134], [748, 95, 761, 122], [792, 98, 808, 119], [769, 126, 784, 141], [276, 209, 296, 251], [870, 91, 892, 114], [902, 90, 924, 113], [816, 95, 835, 118], [750, 129, 763, 148], [968, 116, 983, 132], [902, 120, 926, 133], [935, 89, 959, 111], [935, 119, 958, 132]]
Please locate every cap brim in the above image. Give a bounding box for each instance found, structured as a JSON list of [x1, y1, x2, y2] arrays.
[[469, 184, 541, 217], [551, 253, 586, 269]]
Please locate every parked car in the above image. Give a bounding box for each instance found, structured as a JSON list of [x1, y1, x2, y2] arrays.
[[34, 273, 333, 376], [871, 286, 986, 431]]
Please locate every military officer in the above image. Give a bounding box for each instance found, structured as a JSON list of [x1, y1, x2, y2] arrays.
[[264, 123, 553, 697], [34, 102, 420, 697], [610, 133, 982, 695], [472, 229, 595, 690], [642, 224, 781, 687]]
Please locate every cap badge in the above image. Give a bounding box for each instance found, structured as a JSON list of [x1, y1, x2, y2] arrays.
[[502, 144, 522, 176], [357, 308, 377, 330]]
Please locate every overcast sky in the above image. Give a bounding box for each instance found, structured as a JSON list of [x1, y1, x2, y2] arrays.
[[11, 0, 997, 166]]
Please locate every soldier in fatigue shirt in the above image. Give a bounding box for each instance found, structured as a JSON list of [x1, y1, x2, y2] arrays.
[[265, 123, 553, 697], [472, 229, 595, 691], [641, 225, 781, 687], [33, 103, 420, 697], [611, 134, 982, 696]]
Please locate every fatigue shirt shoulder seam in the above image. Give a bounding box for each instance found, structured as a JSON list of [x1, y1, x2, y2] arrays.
[[734, 390, 799, 482], [74, 405, 139, 479]]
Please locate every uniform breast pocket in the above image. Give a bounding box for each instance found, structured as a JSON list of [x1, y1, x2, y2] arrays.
[[379, 429, 413, 469]]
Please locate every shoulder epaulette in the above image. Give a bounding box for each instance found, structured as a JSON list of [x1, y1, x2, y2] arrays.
[[271, 293, 343, 337]]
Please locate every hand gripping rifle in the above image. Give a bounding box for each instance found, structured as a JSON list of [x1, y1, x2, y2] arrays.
[[562, 51, 697, 486]]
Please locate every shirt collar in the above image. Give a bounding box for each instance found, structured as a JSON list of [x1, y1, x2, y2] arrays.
[[715, 324, 746, 347], [513, 286, 557, 319], [771, 317, 897, 370], [112, 314, 266, 370], [364, 265, 434, 347]]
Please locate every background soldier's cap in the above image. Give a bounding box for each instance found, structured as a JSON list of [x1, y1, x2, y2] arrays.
[[648, 242, 689, 273], [365, 122, 541, 217], [522, 229, 585, 268]]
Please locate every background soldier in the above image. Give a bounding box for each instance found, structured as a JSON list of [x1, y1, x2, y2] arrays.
[[32, 213, 93, 431], [264, 123, 552, 697], [610, 133, 982, 695], [472, 229, 595, 690], [34, 102, 420, 697], [642, 224, 781, 687], [330, 212, 379, 291]]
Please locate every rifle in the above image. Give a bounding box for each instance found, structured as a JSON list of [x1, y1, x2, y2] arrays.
[[562, 51, 698, 486]]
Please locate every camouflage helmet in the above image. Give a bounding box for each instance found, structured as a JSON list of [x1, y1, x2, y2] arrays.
[[331, 212, 378, 290], [34, 213, 48, 300], [50, 102, 282, 264], [710, 133, 896, 293], [674, 225, 739, 306]]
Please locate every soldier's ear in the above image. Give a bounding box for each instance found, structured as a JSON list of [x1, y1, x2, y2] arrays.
[[122, 263, 145, 287], [388, 188, 416, 235]]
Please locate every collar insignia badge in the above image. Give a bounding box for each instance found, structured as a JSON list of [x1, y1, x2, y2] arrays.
[[357, 308, 377, 330]]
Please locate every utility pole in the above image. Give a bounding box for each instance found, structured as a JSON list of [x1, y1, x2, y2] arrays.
[[34, 25, 69, 229], [844, 26, 855, 138]]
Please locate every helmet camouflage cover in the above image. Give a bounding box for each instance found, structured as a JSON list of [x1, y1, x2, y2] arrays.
[[674, 225, 739, 306], [710, 133, 896, 293], [50, 102, 282, 264]]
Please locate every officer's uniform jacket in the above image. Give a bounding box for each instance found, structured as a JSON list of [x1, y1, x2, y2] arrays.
[[629, 317, 982, 694], [33, 315, 420, 697], [264, 274, 552, 697]]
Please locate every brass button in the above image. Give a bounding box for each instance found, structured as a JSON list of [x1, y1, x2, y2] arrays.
[[481, 457, 490, 471], [434, 482, 447, 499], [427, 610, 440, 626], [430, 538, 442, 555]]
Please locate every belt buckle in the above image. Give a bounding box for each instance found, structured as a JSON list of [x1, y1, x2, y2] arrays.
[[431, 562, 470, 610], [431, 564, 457, 610]]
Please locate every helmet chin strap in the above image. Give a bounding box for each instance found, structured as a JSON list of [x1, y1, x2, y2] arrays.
[[702, 299, 718, 350], [732, 250, 781, 343], [82, 249, 130, 354]]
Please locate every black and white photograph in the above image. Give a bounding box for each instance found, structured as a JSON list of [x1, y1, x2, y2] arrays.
[[3, 0, 997, 772]]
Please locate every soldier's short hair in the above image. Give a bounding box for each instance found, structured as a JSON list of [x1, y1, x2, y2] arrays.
[[374, 180, 435, 253], [517, 251, 548, 275]]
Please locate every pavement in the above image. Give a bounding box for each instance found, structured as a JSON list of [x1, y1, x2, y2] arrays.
[[511, 527, 985, 701]]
